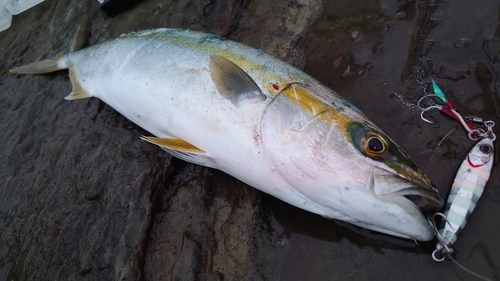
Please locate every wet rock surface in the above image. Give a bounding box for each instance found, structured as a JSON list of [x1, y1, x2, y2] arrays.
[[0, 0, 499, 281]]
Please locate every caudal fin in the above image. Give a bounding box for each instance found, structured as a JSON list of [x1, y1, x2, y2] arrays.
[[9, 59, 64, 74], [68, 14, 90, 53], [9, 15, 90, 75]]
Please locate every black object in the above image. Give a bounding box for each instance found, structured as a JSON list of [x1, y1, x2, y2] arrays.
[[99, 0, 145, 17]]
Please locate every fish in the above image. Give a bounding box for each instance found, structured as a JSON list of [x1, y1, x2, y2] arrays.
[[432, 137, 494, 261], [10, 27, 444, 241]]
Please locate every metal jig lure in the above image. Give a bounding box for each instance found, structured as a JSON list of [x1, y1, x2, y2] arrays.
[[418, 80, 497, 281], [396, 78, 496, 279], [430, 137, 494, 262]]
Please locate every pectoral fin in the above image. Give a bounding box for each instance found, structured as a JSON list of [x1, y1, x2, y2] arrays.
[[141, 136, 216, 168], [209, 55, 267, 104]]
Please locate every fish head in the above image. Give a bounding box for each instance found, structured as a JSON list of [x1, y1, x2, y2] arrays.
[[344, 122, 444, 240], [260, 83, 444, 241]]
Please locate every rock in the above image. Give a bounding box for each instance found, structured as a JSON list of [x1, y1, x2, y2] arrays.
[[0, 0, 321, 280], [454, 38, 470, 49], [2, 0, 498, 280]]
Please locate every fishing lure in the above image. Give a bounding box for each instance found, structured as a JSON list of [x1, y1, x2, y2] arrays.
[[432, 137, 494, 261], [420, 80, 496, 262], [399, 77, 496, 279]]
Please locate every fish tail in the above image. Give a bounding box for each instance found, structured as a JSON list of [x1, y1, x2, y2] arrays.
[[9, 15, 90, 75], [9, 56, 69, 74]]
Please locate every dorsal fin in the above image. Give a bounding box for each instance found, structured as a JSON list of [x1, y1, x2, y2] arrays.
[[186, 25, 212, 34], [209, 55, 267, 104]]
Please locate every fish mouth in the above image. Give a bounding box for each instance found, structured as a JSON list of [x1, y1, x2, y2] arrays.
[[392, 184, 444, 214], [373, 168, 444, 215]]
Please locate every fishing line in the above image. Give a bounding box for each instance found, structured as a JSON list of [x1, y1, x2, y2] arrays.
[[428, 215, 493, 281], [437, 126, 457, 147], [449, 256, 493, 281]]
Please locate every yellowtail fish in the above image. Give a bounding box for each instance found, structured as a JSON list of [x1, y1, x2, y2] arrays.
[[432, 137, 494, 261], [10, 27, 444, 241]]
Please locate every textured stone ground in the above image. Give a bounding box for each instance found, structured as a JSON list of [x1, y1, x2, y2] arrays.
[[1, 0, 499, 280]]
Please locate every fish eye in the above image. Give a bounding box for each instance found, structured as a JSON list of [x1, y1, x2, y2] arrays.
[[367, 137, 384, 152], [480, 144, 493, 154], [361, 133, 388, 157], [348, 123, 390, 159]]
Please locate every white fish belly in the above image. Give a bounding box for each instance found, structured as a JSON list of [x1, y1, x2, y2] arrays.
[[38, 29, 444, 241], [66, 31, 321, 213]]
